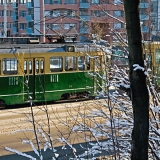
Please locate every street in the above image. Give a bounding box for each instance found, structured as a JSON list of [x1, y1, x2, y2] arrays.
[[0, 100, 108, 159]]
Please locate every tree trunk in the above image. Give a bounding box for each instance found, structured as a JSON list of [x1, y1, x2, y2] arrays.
[[123, 0, 149, 159]]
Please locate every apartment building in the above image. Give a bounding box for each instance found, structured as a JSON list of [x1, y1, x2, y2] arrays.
[[140, 0, 151, 40], [150, 0, 160, 40], [0, 0, 151, 42]]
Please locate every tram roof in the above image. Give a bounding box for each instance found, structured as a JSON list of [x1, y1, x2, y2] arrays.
[[0, 43, 101, 54]]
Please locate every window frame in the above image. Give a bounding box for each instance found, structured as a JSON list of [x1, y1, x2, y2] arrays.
[[3, 58, 18, 75], [50, 56, 63, 72]]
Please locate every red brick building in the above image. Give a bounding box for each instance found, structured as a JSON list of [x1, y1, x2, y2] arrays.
[[0, 0, 150, 43]]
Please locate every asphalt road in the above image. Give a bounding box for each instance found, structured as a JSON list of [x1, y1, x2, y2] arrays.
[[0, 100, 108, 160]]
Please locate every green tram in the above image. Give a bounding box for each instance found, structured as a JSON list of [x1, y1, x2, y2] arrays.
[[0, 43, 104, 106], [111, 41, 160, 90], [145, 42, 160, 90]]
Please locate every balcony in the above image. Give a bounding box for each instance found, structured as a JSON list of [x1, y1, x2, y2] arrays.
[[26, 15, 33, 22], [26, 2, 33, 8], [12, 2, 18, 8], [80, 15, 90, 21], [79, 2, 90, 8], [140, 14, 149, 20], [80, 27, 90, 33], [12, 27, 17, 34], [11, 15, 18, 21], [26, 28, 33, 35], [141, 26, 149, 33], [140, 2, 149, 8]]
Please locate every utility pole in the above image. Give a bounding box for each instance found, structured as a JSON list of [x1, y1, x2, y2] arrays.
[[42, 0, 45, 43], [4, 0, 7, 37]]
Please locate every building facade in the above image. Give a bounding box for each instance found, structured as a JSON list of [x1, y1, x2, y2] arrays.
[[0, 0, 151, 42], [150, 0, 160, 40]]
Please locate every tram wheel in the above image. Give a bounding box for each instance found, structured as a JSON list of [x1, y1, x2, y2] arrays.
[[0, 100, 5, 108]]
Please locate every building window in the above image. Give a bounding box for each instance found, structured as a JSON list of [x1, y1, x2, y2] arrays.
[[91, 10, 107, 17], [91, 0, 100, 4], [64, 23, 76, 29], [113, 10, 124, 17], [0, 22, 4, 28], [52, 10, 62, 17], [28, 22, 33, 28], [44, 10, 51, 17], [7, 10, 9, 16], [0, 0, 13, 5], [19, 10, 27, 17], [100, 0, 109, 4], [0, 10, 9, 16], [20, 23, 26, 30], [151, 2, 157, 13], [45, 23, 51, 30], [20, 0, 26, 4], [45, 10, 62, 17], [0, 10, 4, 16], [114, 22, 124, 29], [52, 24, 62, 30], [44, 0, 51, 4], [64, 0, 76, 4], [64, 10, 76, 17], [80, 9, 88, 15], [7, 22, 14, 28], [80, 21, 88, 28], [141, 26, 149, 33], [114, 0, 123, 4], [0, 0, 8, 5], [52, 0, 61, 4], [10, 11, 15, 16]]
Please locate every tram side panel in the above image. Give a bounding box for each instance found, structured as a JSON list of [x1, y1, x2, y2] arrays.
[[0, 49, 102, 105], [0, 57, 24, 105], [45, 56, 93, 100], [45, 72, 94, 101], [145, 42, 160, 90]]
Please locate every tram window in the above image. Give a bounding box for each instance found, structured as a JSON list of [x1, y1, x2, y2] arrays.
[[146, 54, 152, 68], [112, 48, 128, 66], [40, 60, 44, 73], [156, 49, 160, 64], [36, 60, 39, 73], [50, 57, 63, 72], [3, 58, 18, 75], [86, 56, 90, 70], [65, 56, 76, 71], [24, 60, 27, 74], [78, 56, 85, 70], [95, 57, 101, 69], [0, 60, 1, 75], [29, 60, 32, 74]]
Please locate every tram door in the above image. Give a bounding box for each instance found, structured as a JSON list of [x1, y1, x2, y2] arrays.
[[23, 58, 45, 102]]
